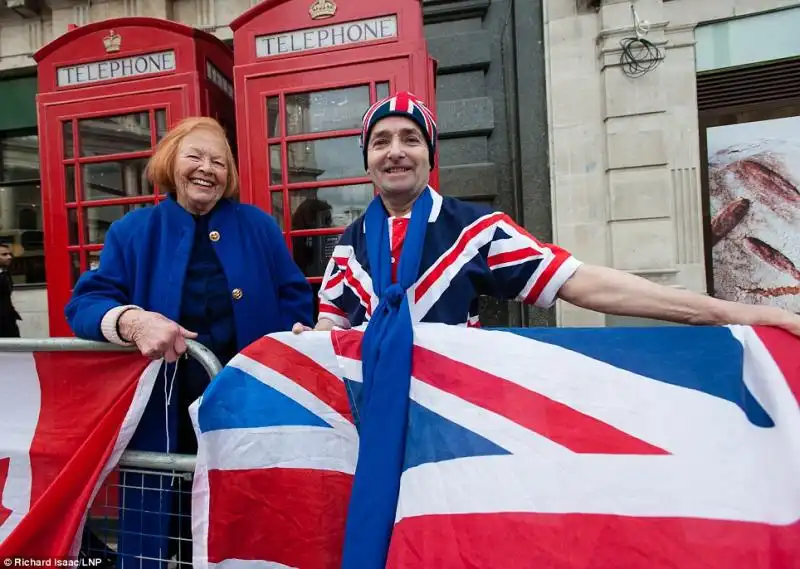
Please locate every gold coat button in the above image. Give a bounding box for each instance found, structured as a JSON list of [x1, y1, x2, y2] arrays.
[[209, 230, 220, 242], [232, 288, 243, 300]]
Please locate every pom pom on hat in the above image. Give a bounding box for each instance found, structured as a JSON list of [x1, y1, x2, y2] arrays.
[[360, 91, 437, 169]]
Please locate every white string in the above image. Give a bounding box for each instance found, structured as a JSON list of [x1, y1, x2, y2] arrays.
[[164, 358, 179, 454]]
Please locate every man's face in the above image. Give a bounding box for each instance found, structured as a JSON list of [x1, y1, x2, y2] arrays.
[[0, 246, 12, 268], [366, 116, 430, 198]]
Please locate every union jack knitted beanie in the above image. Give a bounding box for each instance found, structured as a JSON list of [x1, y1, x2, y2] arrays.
[[360, 91, 437, 170]]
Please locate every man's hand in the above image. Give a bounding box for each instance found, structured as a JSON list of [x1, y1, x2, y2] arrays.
[[291, 318, 340, 334], [730, 303, 800, 337], [118, 309, 198, 362]]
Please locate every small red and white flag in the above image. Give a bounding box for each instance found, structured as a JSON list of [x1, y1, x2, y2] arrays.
[[0, 349, 157, 557]]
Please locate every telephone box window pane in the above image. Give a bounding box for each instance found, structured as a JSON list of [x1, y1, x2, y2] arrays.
[[87, 250, 101, 271], [267, 97, 280, 138], [292, 233, 341, 278], [82, 158, 152, 201], [287, 137, 363, 183], [376, 82, 390, 101], [63, 122, 74, 159], [65, 165, 76, 202], [0, 183, 45, 284], [78, 112, 151, 157], [269, 145, 282, 185], [289, 184, 372, 230], [70, 252, 82, 286], [155, 110, 168, 141], [271, 192, 285, 230], [82, 203, 150, 244], [285, 87, 369, 135], [67, 208, 80, 245], [0, 135, 44, 285], [0, 135, 39, 181]]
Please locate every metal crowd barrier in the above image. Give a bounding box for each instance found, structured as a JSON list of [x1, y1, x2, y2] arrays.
[[0, 337, 222, 567]]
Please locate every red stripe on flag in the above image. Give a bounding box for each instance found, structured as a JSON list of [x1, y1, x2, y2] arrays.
[[241, 337, 354, 423], [207, 468, 352, 567], [0, 458, 10, 527], [331, 329, 362, 361], [394, 93, 411, 113], [344, 268, 373, 316], [754, 326, 800, 402], [414, 344, 668, 455], [332, 330, 666, 455], [387, 512, 800, 569], [524, 251, 570, 305], [0, 352, 149, 557], [324, 271, 345, 290], [319, 303, 347, 317], [492, 213, 575, 304], [415, 213, 505, 302], [487, 247, 540, 268]]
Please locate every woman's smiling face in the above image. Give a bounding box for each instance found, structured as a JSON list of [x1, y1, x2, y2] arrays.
[[173, 128, 229, 215]]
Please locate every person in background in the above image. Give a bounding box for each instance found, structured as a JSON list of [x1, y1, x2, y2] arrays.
[[292, 91, 800, 569], [66, 116, 313, 565], [0, 243, 21, 338]]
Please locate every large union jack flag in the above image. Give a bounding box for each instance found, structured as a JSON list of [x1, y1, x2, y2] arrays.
[[191, 324, 800, 568]]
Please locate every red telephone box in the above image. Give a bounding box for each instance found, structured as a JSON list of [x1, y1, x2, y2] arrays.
[[230, 0, 436, 301], [34, 17, 235, 336]]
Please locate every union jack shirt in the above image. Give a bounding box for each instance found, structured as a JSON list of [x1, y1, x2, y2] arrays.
[[318, 189, 582, 328]]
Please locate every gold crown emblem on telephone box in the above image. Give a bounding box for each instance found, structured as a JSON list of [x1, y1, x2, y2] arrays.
[[103, 30, 122, 53], [309, 0, 336, 20]]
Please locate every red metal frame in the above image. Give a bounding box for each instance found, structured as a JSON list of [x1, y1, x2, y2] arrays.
[[231, 0, 437, 296], [35, 17, 234, 337]]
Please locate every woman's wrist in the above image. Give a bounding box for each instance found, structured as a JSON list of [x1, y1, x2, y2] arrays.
[[101, 305, 142, 345]]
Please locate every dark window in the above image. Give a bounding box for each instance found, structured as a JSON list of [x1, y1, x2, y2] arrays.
[[0, 131, 44, 285]]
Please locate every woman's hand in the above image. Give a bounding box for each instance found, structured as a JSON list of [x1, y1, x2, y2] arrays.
[[119, 309, 198, 362]]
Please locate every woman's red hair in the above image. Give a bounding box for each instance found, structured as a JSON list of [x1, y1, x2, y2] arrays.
[[146, 116, 239, 198]]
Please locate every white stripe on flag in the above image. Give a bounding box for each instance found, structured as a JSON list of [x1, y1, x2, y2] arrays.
[[396, 446, 800, 525], [210, 560, 296, 569], [200, 426, 357, 474], [230, 354, 357, 436], [190, 396, 211, 567], [0, 353, 40, 542], [68, 358, 161, 556]]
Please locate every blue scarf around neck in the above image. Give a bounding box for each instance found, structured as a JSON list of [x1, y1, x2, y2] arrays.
[[340, 187, 433, 569]]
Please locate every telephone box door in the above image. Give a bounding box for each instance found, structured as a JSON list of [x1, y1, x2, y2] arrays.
[[40, 89, 185, 336], [242, 59, 411, 303]]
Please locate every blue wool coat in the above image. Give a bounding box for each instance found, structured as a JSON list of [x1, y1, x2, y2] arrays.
[[66, 196, 313, 348], [65, 196, 313, 565]]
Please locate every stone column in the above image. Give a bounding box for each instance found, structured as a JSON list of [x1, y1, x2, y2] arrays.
[[0, 187, 15, 231], [544, 0, 610, 327], [548, 0, 707, 327]]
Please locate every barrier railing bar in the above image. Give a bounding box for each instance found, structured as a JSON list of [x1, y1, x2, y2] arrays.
[[118, 450, 196, 472], [0, 338, 222, 387]]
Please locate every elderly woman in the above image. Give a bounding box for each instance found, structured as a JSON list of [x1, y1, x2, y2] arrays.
[[66, 116, 313, 564]]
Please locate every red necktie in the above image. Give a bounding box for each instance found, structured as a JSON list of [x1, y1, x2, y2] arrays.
[[390, 218, 409, 283]]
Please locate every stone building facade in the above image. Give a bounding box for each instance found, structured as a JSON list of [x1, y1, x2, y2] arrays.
[[1, 0, 798, 337], [544, 0, 800, 327]]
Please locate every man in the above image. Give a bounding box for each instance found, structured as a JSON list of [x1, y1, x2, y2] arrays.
[[0, 243, 21, 338], [293, 91, 800, 336], [290, 91, 800, 569]]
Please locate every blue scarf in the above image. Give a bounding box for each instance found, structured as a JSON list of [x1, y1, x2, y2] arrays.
[[340, 187, 433, 569]]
